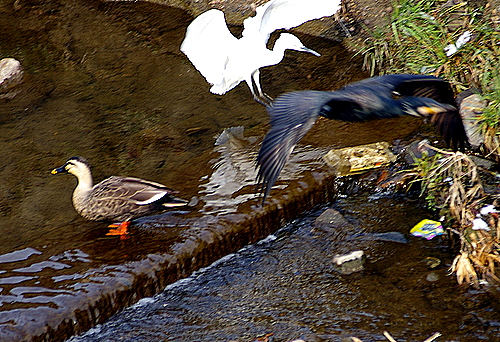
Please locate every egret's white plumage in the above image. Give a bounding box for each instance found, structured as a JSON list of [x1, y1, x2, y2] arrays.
[[181, 0, 341, 104]]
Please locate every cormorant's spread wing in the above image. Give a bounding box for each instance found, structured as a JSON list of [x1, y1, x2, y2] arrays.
[[355, 74, 468, 149], [391, 76, 468, 149], [346, 74, 456, 105], [257, 91, 334, 201], [428, 107, 469, 150], [257, 74, 470, 203]]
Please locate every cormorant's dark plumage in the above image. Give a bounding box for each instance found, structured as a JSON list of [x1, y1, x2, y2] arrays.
[[256, 74, 469, 202]]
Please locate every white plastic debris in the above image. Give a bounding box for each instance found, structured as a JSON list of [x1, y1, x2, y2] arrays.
[[445, 31, 472, 57], [333, 250, 365, 274], [472, 217, 490, 231], [455, 31, 472, 48], [333, 250, 364, 265], [479, 204, 498, 216], [0, 57, 23, 95]]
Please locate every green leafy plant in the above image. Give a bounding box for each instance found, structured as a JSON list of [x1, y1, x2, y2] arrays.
[[351, 0, 500, 287], [352, 0, 500, 125]]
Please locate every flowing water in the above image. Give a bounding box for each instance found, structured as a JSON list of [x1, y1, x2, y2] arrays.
[[70, 193, 500, 342], [0, 0, 498, 341]]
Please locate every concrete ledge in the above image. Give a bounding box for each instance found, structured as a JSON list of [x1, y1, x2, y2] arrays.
[[0, 158, 361, 341]]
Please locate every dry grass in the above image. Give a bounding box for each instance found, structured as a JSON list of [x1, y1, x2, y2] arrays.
[[346, 331, 442, 342], [350, 0, 500, 287], [410, 143, 500, 287], [411, 144, 483, 222], [451, 223, 500, 287]]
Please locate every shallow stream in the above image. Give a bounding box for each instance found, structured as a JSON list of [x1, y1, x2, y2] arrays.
[[1, 1, 498, 341], [70, 193, 500, 342]]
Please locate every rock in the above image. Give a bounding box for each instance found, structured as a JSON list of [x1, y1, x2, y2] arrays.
[[315, 208, 353, 228], [469, 155, 496, 170], [426, 272, 440, 282], [314, 208, 357, 237], [403, 139, 436, 165], [459, 92, 488, 149], [333, 250, 365, 274], [351, 231, 408, 243], [323, 141, 396, 176], [0, 57, 24, 99]]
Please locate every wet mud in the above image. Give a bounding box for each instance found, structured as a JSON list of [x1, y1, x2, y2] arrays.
[[0, 0, 493, 341]]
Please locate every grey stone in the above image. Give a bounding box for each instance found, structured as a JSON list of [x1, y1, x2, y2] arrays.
[[403, 139, 436, 165], [0, 58, 23, 98], [426, 272, 440, 282], [332, 250, 365, 274], [460, 93, 488, 149]]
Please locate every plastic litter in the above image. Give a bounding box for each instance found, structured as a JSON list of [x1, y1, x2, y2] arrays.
[[480, 204, 498, 215], [332, 250, 365, 274], [410, 219, 444, 240], [472, 217, 490, 231], [444, 31, 472, 56], [323, 142, 396, 175]]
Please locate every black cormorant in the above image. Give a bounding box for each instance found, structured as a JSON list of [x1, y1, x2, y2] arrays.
[[256, 74, 469, 202]]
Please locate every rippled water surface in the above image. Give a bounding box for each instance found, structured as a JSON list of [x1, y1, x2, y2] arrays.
[[70, 193, 500, 342]]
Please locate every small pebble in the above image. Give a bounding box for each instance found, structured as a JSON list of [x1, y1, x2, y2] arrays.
[[0, 57, 24, 97], [426, 272, 439, 282]]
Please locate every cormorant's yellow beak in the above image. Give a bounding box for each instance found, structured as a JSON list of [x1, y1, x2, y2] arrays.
[[417, 106, 444, 115]]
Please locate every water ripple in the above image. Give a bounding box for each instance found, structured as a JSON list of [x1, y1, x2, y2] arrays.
[[0, 248, 42, 263]]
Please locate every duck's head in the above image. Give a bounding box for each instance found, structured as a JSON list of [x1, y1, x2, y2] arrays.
[[51, 156, 91, 177]]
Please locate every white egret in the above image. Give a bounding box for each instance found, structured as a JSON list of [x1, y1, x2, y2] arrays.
[[180, 0, 341, 105]]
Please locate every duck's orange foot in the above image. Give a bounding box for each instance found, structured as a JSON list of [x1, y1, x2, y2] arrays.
[[106, 221, 130, 239]]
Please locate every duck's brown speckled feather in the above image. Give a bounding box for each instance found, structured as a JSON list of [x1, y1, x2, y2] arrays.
[[75, 176, 181, 222]]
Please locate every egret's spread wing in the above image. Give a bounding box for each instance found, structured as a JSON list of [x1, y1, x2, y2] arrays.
[[243, 0, 341, 40], [242, 0, 273, 39], [181, 9, 237, 85], [257, 91, 334, 201]]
